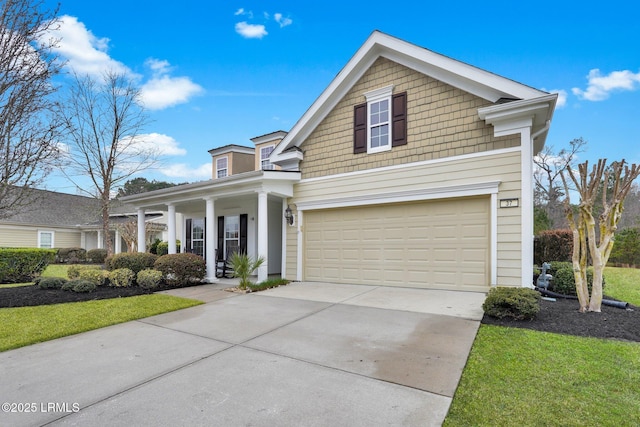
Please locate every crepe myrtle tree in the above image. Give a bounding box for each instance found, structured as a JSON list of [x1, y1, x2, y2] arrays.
[[560, 159, 640, 312], [0, 0, 64, 218], [59, 71, 158, 255]]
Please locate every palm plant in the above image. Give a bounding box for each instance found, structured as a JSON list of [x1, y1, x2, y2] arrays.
[[229, 252, 265, 290]]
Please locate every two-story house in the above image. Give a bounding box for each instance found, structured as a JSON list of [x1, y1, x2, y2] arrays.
[[122, 31, 557, 289]]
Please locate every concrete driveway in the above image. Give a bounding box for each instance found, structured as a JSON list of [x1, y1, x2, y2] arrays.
[[0, 282, 485, 426]]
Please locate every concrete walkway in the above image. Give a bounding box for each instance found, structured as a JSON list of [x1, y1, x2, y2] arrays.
[[0, 281, 485, 426]]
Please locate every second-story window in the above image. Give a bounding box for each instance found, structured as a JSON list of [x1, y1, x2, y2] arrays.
[[217, 156, 228, 178], [260, 145, 275, 170]]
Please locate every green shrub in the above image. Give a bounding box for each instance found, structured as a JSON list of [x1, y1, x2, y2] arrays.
[[149, 238, 162, 255], [78, 268, 107, 287], [106, 252, 158, 274], [38, 277, 68, 290], [87, 248, 108, 264], [55, 247, 86, 264], [67, 264, 102, 279], [137, 269, 163, 290], [483, 287, 541, 320], [109, 268, 135, 287], [534, 229, 573, 266], [71, 279, 96, 293], [156, 241, 168, 256], [548, 262, 605, 296], [0, 248, 56, 283], [154, 253, 206, 287], [248, 278, 289, 292], [61, 281, 76, 291]]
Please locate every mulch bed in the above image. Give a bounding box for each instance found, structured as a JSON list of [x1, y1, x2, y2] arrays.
[[482, 296, 640, 342], [2, 284, 638, 343], [0, 284, 189, 308]]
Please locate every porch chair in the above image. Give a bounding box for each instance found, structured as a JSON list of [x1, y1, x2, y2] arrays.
[[215, 249, 235, 279]]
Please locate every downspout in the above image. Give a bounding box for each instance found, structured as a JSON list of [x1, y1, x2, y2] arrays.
[[531, 120, 551, 144]]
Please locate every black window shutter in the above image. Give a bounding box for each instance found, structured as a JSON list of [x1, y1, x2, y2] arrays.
[[240, 214, 248, 254], [353, 103, 367, 154], [185, 219, 192, 254], [392, 92, 407, 147], [217, 216, 224, 260]]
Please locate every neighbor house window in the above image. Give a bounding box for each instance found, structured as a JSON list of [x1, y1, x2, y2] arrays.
[[260, 145, 275, 170], [216, 156, 228, 178], [38, 231, 54, 248], [354, 85, 407, 154]]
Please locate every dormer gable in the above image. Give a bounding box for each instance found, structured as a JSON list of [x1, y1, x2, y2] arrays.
[[208, 144, 255, 179], [250, 130, 287, 172]]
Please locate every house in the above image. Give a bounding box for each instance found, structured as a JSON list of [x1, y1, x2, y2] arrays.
[[122, 31, 557, 290], [0, 187, 166, 253]]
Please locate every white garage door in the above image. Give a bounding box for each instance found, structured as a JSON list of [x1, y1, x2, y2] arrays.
[[304, 197, 489, 291]]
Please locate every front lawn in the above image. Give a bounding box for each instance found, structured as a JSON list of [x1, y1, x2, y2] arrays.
[[0, 294, 202, 352], [445, 266, 640, 426]]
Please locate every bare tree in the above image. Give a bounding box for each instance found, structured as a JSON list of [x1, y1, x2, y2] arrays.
[[59, 71, 157, 255], [0, 0, 63, 218], [116, 219, 158, 252], [561, 159, 640, 312], [533, 137, 586, 229]]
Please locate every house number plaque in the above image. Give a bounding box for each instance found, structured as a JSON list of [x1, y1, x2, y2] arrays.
[[500, 198, 519, 208]]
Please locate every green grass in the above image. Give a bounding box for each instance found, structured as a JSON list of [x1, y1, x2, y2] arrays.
[[0, 263, 71, 288], [445, 266, 640, 426], [604, 266, 640, 305], [445, 326, 640, 426], [0, 294, 202, 352]]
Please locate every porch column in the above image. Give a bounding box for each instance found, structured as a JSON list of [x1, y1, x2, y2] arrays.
[[167, 203, 177, 254], [204, 197, 218, 282], [114, 229, 121, 253], [137, 208, 146, 252], [257, 191, 268, 282], [97, 230, 103, 249]]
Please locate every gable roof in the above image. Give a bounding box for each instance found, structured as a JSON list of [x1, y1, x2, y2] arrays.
[[272, 30, 554, 162]]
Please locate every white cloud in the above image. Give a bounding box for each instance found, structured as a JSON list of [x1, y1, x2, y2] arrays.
[[235, 21, 267, 39], [140, 58, 203, 110], [161, 163, 211, 179], [546, 89, 567, 108], [572, 68, 640, 101], [49, 15, 131, 76], [126, 133, 187, 156], [234, 8, 245, 15], [274, 13, 292, 28]]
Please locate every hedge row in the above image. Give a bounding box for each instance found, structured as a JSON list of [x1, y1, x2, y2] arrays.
[[0, 248, 55, 283]]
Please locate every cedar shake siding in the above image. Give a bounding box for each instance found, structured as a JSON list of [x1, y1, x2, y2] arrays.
[[300, 57, 519, 179]]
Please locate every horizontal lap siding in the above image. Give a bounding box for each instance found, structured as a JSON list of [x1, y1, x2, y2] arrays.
[[292, 150, 523, 287]]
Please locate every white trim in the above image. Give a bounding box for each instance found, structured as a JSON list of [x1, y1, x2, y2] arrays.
[[301, 147, 519, 184], [216, 156, 229, 178], [521, 126, 534, 288], [37, 230, 54, 248], [281, 199, 288, 278], [260, 145, 276, 170], [366, 86, 393, 154], [296, 210, 303, 281], [491, 193, 498, 286], [296, 181, 500, 211]]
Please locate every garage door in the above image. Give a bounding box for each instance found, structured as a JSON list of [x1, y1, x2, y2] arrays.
[[304, 197, 489, 291]]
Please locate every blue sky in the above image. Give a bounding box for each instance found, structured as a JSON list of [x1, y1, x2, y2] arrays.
[[42, 0, 640, 194]]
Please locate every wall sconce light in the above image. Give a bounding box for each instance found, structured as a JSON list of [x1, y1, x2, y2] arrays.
[[284, 205, 294, 226]]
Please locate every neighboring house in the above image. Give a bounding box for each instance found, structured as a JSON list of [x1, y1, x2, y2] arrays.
[[122, 31, 557, 290], [0, 187, 166, 253]]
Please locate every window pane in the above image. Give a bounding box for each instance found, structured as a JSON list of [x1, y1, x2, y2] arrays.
[[40, 232, 52, 248]]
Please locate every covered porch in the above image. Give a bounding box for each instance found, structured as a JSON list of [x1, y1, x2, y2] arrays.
[[120, 170, 301, 282]]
